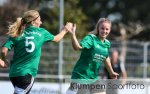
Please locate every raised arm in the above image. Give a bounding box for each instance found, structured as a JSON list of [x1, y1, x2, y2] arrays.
[[70, 25, 82, 50], [67, 23, 82, 50], [104, 57, 119, 79], [53, 27, 68, 42]]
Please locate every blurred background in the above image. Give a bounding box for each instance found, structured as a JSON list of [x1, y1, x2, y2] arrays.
[[0, 0, 150, 94]]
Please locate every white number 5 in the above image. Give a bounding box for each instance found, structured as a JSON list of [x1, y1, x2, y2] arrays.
[[25, 37, 35, 53]]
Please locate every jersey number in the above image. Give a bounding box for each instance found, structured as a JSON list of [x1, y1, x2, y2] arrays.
[[25, 37, 35, 52]]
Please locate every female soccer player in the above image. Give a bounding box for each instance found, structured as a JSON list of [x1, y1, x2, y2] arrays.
[[66, 18, 119, 94], [0, 10, 70, 94]]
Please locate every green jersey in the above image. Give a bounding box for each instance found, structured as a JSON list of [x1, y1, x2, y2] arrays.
[[3, 26, 54, 77], [71, 34, 110, 84]]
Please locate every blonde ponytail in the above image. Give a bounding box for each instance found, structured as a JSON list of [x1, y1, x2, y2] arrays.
[[7, 10, 39, 37], [7, 17, 25, 37]]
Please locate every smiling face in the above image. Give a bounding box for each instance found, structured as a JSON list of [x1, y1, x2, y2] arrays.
[[98, 22, 111, 40], [94, 18, 111, 41]]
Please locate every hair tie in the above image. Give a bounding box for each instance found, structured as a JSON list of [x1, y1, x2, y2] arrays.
[[21, 18, 27, 25]]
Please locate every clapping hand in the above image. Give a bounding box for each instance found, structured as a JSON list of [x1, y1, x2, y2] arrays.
[[64, 22, 76, 35]]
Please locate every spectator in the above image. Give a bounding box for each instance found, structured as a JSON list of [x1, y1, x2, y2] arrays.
[[104, 49, 127, 94]]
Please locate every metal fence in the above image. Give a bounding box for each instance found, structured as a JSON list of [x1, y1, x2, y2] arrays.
[[0, 36, 150, 81]]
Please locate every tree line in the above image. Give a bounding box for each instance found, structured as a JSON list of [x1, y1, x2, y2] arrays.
[[0, 0, 150, 41]]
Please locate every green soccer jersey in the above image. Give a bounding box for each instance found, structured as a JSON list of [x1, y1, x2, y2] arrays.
[[71, 34, 110, 84], [3, 26, 54, 77]]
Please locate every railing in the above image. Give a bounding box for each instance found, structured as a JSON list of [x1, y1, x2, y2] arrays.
[[0, 37, 150, 80]]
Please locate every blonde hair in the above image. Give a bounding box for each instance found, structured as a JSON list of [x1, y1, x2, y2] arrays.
[[7, 10, 39, 37], [90, 18, 112, 35]]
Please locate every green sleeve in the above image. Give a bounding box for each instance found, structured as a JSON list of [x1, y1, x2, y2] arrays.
[[42, 28, 54, 42], [80, 34, 93, 49], [2, 37, 14, 50]]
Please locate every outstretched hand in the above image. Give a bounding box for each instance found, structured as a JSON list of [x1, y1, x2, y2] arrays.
[[0, 59, 7, 68], [64, 22, 76, 35]]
